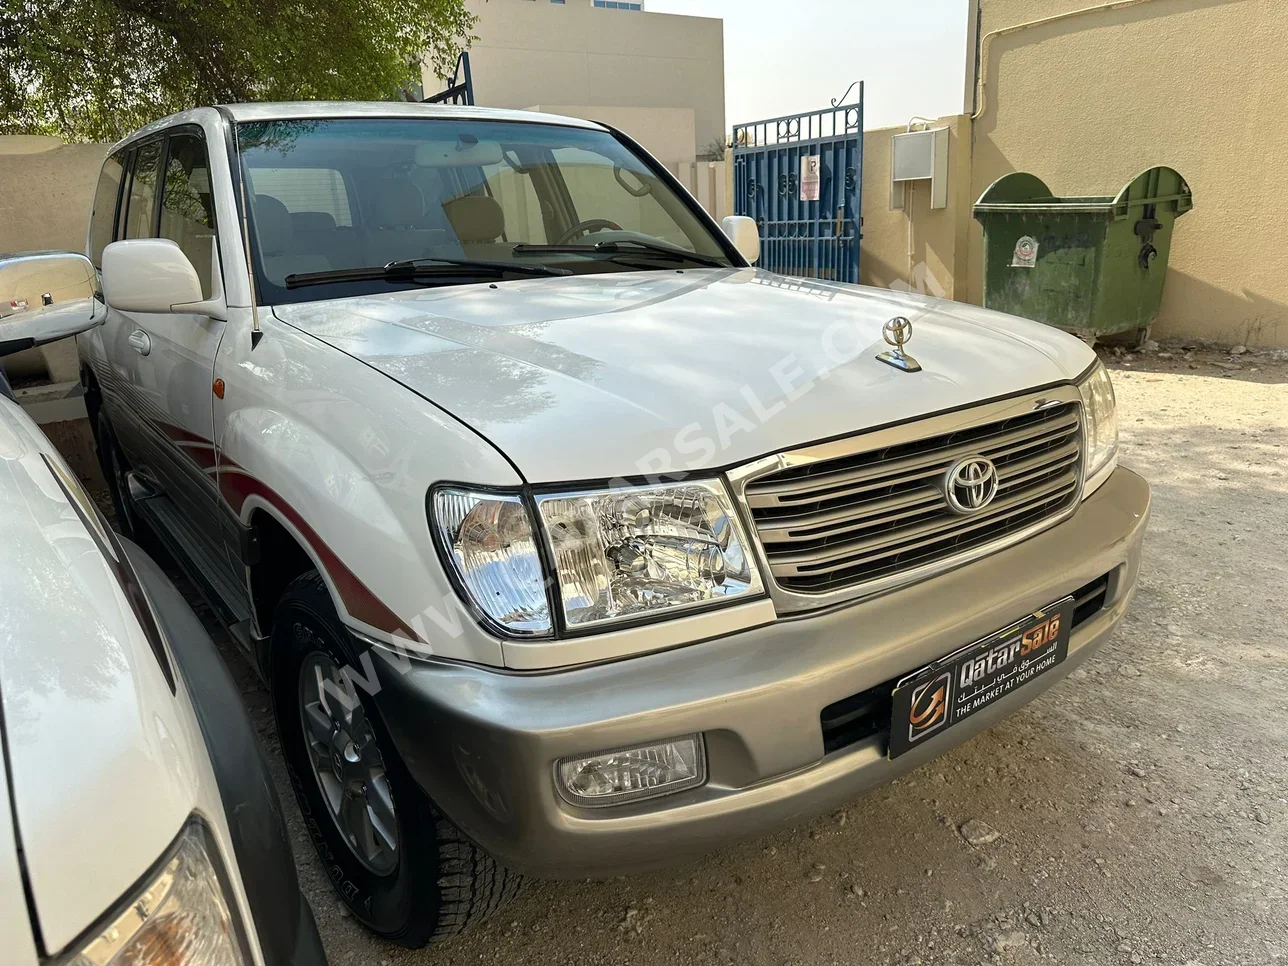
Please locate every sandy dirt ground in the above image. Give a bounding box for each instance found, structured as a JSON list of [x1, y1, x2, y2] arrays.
[[180, 341, 1286, 966]]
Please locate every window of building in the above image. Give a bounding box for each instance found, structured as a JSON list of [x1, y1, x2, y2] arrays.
[[593, 1, 643, 9], [123, 140, 164, 240], [160, 132, 218, 298]]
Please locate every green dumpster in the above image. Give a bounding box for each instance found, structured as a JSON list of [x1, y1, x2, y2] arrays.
[[972, 166, 1193, 344]]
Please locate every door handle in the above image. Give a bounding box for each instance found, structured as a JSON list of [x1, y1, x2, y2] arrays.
[[127, 330, 151, 356]]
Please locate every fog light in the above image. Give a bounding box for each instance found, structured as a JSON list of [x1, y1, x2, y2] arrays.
[[556, 736, 706, 807]]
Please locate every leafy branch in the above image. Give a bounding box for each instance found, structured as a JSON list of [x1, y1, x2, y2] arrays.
[[0, 0, 476, 141]]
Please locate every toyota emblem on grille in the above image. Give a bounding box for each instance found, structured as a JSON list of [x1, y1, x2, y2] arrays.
[[944, 457, 999, 514]]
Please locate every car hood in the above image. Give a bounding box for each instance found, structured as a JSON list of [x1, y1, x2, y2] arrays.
[[274, 269, 1096, 483], [0, 398, 194, 955], [0, 748, 34, 963]]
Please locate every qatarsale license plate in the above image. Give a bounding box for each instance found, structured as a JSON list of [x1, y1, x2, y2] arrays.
[[888, 597, 1075, 760]]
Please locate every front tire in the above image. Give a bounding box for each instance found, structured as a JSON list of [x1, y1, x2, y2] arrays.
[[270, 572, 522, 947]]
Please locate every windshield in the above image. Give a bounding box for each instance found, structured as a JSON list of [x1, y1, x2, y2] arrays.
[[236, 117, 735, 302]]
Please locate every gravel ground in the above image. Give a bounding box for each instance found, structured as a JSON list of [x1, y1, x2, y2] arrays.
[[189, 341, 1286, 966]]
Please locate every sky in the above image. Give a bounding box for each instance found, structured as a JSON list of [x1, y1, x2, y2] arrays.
[[644, 0, 973, 131]]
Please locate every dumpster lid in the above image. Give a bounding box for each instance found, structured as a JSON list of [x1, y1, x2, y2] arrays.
[[974, 166, 1193, 220]]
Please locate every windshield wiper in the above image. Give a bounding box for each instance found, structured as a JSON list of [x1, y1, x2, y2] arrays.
[[284, 257, 571, 289], [512, 240, 730, 268], [386, 257, 573, 277]]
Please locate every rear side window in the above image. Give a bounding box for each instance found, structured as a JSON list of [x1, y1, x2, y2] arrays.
[[246, 167, 353, 226], [160, 133, 218, 297], [123, 140, 164, 240], [88, 149, 128, 268]]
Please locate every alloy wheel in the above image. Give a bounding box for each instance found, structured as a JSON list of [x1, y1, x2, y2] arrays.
[[298, 651, 399, 875]]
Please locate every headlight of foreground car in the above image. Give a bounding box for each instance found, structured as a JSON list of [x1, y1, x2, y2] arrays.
[[1079, 360, 1119, 494], [433, 480, 762, 636], [68, 822, 249, 966]]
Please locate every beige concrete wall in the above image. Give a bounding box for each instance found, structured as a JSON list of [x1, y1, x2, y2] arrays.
[[435, 0, 725, 157], [0, 136, 109, 383], [971, 0, 1288, 346], [860, 116, 974, 301], [0, 136, 107, 254]]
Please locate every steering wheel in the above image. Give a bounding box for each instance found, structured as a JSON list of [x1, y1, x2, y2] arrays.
[[556, 218, 623, 244]]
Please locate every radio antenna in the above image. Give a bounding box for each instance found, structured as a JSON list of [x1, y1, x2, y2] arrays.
[[238, 173, 264, 350]]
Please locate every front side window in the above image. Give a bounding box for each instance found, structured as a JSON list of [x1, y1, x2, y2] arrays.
[[88, 149, 128, 268], [123, 140, 164, 240], [236, 117, 734, 302], [159, 132, 218, 297]]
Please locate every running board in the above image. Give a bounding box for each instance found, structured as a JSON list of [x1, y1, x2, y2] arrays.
[[129, 479, 253, 632]]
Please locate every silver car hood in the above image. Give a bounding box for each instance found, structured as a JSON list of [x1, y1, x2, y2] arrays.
[[0, 397, 193, 956], [274, 268, 1097, 483]]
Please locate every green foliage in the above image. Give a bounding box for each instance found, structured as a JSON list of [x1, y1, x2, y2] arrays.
[[0, 0, 475, 142]]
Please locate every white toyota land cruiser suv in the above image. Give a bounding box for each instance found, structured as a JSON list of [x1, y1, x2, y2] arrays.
[[57, 102, 1146, 946]]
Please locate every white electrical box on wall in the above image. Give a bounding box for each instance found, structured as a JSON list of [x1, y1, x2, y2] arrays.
[[890, 126, 949, 211]]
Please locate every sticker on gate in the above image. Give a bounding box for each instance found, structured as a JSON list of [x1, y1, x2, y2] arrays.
[[800, 155, 821, 202]]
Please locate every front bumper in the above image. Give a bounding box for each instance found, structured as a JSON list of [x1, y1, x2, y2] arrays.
[[374, 467, 1150, 879]]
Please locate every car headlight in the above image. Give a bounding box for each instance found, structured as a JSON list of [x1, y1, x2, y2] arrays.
[[1078, 360, 1119, 494], [431, 488, 552, 636], [67, 821, 249, 966], [432, 480, 763, 636], [536, 479, 762, 630]]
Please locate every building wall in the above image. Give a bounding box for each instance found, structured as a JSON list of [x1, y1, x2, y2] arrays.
[[0, 136, 107, 255], [0, 136, 109, 383], [969, 0, 1288, 346], [860, 116, 974, 301], [438, 0, 725, 161]]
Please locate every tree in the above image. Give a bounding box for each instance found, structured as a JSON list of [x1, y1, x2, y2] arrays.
[[0, 0, 475, 142], [697, 136, 728, 162]]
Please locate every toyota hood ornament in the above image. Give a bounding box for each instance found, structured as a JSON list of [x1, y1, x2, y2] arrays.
[[876, 316, 922, 373]]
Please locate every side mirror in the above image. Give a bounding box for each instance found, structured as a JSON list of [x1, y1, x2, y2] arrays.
[[102, 238, 205, 314], [0, 252, 104, 358], [721, 215, 760, 264]]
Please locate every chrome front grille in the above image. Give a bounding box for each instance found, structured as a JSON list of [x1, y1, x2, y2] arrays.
[[740, 396, 1083, 600]]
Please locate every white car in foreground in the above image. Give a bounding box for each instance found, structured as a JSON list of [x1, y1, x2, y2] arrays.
[[9, 101, 1148, 948], [0, 291, 324, 964]]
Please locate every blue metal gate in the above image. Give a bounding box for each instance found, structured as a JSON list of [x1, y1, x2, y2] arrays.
[[423, 52, 474, 106], [732, 86, 863, 283]]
